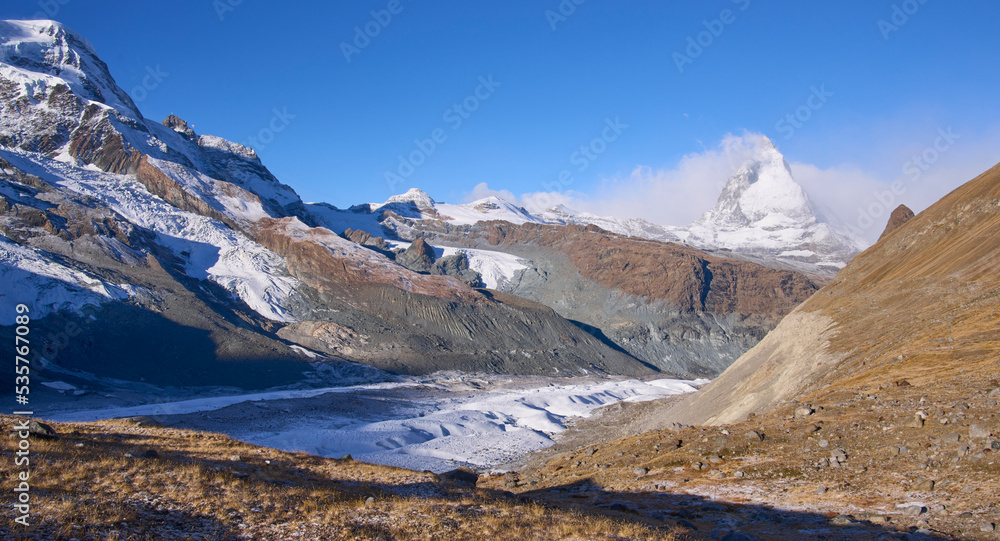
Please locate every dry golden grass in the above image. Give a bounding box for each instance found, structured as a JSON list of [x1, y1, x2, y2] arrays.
[[495, 375, 1000, 540], [1, 416, 685, 540]]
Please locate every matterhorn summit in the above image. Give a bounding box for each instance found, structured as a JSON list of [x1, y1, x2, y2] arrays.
[[678, 136, 863, 274]]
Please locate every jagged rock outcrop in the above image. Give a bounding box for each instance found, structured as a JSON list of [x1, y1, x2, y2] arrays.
[[878, 204, 915, 240], [162, 114, 197, 141], [343, 227, 390, 251], [432, 253, 482, 287], [396, 237, 436, 273]]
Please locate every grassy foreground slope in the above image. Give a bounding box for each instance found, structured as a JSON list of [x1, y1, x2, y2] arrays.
[[1, 415, 692, 540]]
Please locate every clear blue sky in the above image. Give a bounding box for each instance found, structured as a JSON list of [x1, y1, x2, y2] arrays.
[[4, 1, 999, 215]]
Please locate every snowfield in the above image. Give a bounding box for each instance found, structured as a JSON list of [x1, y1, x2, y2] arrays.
[[439, 246, 527, 290], [0, 237, 128, 325], [0, 149, 302, 323], [49, 375, 706, 473]]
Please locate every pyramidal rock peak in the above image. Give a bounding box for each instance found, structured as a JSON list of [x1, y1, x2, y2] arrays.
[[676, 136, 864, 274]]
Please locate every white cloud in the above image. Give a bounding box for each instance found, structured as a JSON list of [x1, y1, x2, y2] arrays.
[[460, 130, 1000, 247], [463, 182, 518, 204]]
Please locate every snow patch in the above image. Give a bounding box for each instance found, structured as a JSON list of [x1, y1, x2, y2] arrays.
[[0, 149, 301, 323]]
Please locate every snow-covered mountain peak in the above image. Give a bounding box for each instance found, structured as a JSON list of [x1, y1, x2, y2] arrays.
[[0, 19, 140, 120], [696, 137, 813, 229], [382, 188, 436, 209], [679, 136, 863, 273]]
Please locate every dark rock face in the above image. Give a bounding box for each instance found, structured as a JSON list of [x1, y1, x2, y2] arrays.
[[396, 238, 436, 272], [134, 155, 239, 229], [343, 228, 390, 252], [377, 235, 482, 286], [878, 204, 915, 240], [432, 253, 482, 287], [397, 219, 823, 377], [162, 115, 197, 140]]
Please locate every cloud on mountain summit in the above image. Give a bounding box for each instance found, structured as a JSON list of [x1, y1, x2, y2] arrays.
[[464, 129, 1000, 246]]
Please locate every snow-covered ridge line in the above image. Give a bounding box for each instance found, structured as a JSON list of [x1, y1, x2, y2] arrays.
[[0, 148, 301, 322]]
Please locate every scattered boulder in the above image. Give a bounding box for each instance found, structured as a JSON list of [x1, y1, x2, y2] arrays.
[[676, 519, 697, 531], [901, 505, 926, 516], [121, 416, 163, 428], [794, 406, 814, 418], [10, 420, 59, 440], [438, 466, 479, 486], [914, 479, 935, 491], [633, 467, 649, 476], [142, 449, 159, 459], [745, 430, 764, 442], [981, 523, 996, 532], [718, 530, 756, 541], [969, 424, 990, 440], [228, 455, 242, 462], [906, 414, 925, 428], [830, 515, 855, 526]]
